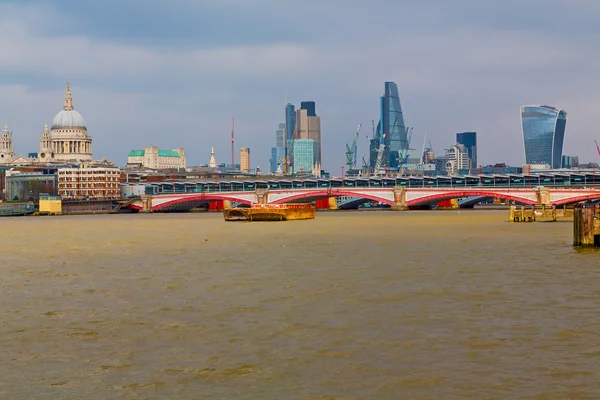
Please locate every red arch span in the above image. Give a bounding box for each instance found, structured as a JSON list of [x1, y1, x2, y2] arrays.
[[407, 190, 537, 206], [553, 193, 600, 206], [270, 189, 393, 205], [152, 194, 253, 211]]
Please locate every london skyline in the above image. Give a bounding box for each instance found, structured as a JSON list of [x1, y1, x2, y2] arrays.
[[0, 1, 598, 172]]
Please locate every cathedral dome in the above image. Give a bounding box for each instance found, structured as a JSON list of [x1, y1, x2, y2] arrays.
[[51, 109, 86, 129], [51, 82, 87, 130]]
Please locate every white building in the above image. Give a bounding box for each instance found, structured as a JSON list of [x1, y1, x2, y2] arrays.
[[445, 143, 470, 175], [126, 146, 186, 170], [58, 167, 120, 199], [39, 83, 92, 163]]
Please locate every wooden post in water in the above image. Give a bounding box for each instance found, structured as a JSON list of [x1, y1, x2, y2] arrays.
[[573, 203, 598, 247], [509, 205, 515, 222]]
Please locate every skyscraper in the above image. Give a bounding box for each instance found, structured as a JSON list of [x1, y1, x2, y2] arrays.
[[270, 122, 286, 173], [456, 132, 477, 169], [296, 104, 321, 166], [240, 147, 250, 173], [521, 105, 567, 169], [371, 82, 408, 169], [301, 101, 316, 117], [285, 103, 296, 151], [292, 139, 318, 174]]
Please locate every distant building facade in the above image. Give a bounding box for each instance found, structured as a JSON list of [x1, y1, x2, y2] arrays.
[[456, 132, 477, 170], [58, 167, 120, 199], [5, 168, 59, 201], [240, 147, 250, 173], [270, 122, 286, 173], [562, 155, 579, 169], [521, 105, 567, 169], [285, 103, 296, 151], [445, 144, 469, 175], [293, 139, 318, 174], [126, 146, 186, 170], [296, 104, 322, 165]]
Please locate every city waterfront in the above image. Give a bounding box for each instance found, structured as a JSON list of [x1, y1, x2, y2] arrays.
[[1, 211, 599, 399]]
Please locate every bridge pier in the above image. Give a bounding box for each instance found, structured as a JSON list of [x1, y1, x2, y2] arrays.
[[256, 189, 268, 204], [536, 186, 552, 207], [140, 194, 153, 213], [391, 186, 408, 211]]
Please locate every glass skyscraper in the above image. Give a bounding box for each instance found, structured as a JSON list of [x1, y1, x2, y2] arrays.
[[371, 82, 408, 168], [285, 103, 296, 150], [270, 123, 286, 173], [292, 139, 317, 174], [521, 105, 567, 169], [456, 132, 477, 170]]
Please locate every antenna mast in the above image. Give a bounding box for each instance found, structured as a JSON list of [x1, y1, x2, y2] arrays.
[[231, 117, 235, 169]]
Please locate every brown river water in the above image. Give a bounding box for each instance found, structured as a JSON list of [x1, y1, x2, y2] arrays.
[[1, 210, 599, 399]]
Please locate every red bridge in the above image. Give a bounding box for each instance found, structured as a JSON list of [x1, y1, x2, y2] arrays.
[[129, 186, 600, 212]]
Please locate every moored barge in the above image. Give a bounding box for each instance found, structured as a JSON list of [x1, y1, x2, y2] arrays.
[[224, 203, 315, 221]]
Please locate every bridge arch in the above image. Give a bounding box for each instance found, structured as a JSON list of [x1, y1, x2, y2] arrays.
[[408, 190, 536, 206], [553, 193, 600, 206], [270, 189, 393, 205], [152, 194, 252, 211]]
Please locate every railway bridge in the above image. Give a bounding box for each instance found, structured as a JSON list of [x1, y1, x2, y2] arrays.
[[128, 186, 600, 213]]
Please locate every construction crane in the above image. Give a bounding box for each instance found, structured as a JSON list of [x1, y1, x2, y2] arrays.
[[374, 132, 387, 172], [595, 140, 600, 158], [397, 127, 414, 176], [282, 125, 299, 174], [345, 124, 361, 170]]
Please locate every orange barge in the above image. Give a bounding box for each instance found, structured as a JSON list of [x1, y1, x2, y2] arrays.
[[224, 203, 315, 221]]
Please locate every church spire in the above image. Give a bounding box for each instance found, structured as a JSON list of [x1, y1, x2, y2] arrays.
[[209, 145, 217, 168], [2, 122, 8, 136], [64, 82, 73, 111]]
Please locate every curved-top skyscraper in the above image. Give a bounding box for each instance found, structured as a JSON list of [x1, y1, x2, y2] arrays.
[[521, 105, 567, 169]]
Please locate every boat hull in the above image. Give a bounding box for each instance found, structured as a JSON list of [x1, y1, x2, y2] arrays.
[[224, 203, 315, 221], [0, 202, 35, 217]]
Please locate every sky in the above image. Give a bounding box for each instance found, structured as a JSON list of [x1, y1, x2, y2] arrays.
[[1, 0, 599, 173]]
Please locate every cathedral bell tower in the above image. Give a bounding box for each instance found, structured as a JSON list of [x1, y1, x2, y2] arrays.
[[0, 122, 15, 164], [39, 121, 54, 161]]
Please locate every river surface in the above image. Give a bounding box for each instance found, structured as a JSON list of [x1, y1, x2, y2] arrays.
[[1, 210, 599, 399]]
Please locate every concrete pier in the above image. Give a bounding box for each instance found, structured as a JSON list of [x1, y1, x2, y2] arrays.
[[509, 205, 573, 222], [573, 203, 600, 247]]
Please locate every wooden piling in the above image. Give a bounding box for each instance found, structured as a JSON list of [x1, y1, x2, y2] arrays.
[[573, 203, 600, 247]]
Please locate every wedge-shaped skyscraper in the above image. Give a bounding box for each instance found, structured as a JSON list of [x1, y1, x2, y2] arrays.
[[521, 105, 567, 169]]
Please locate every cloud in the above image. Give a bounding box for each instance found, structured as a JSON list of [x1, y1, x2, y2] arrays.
[[0, 1, 599, 170]]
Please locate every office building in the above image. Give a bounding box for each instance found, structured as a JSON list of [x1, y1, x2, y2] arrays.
[[285, 103, 296, 150], [456, 132, 477, 169], [371, 82, 408, 168], [445, 144, 469, 175], [521, 105, 567, 169], [297, 102, 321, 164], [58, 167, 120, 199], [240, 147, 250, 173], [126, 146, 186, 170], [292, 139, 318, 174], [270, 122, 286, 173]]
